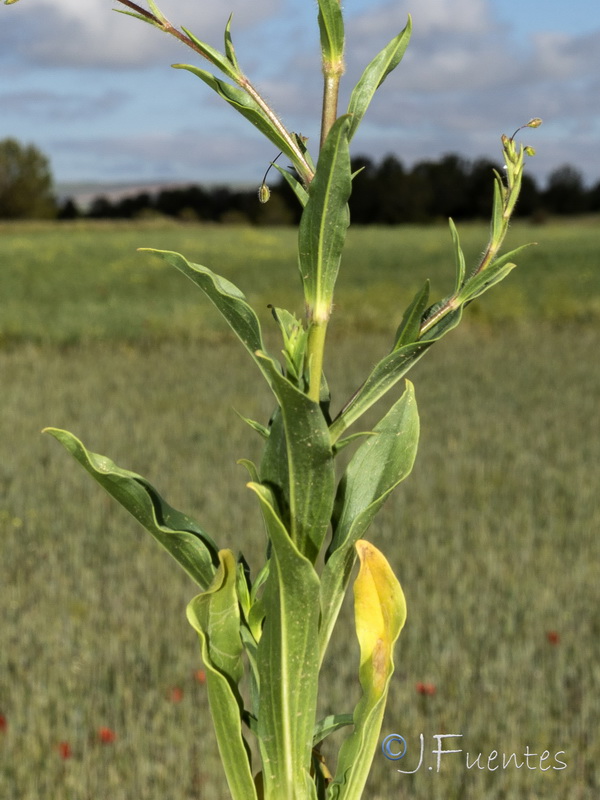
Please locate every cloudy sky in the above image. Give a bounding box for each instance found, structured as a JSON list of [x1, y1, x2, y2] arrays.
[[1, 0, 599, 190]]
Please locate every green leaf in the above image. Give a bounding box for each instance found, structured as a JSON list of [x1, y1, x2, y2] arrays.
[[418, 302, 463, 342], [257, 352, 335, 563], [331, 299, 465, 440], [223, 14, 240, 74], [329, 342, 429, 440], [317, 0, 345, 64], [187, 550, 258, 800], [298, 115, 352, 321], [449, 218, 466, 294], [273, 164, 309, 207], [139, 248, 275, 385], [393, 280, 430, 349], [173, 64, 305, 173], [313, 714, 354, 745], [235, 413, 270, 439], [346, 18, 411, 141], [181, 25, 239, 81], [327, 541, 406, 800], [270, 306, 308, 386], [491, 172, 505, 243], [330, 381, 419, 555], [247, 482, 321, 800], [320, 382, 418, 657], [458, 244, 533, 303], [115, 9, 162, 27], [43, 428, 218, 589]]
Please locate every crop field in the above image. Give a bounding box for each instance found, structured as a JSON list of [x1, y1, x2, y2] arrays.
[[1, 218, 599, 799]]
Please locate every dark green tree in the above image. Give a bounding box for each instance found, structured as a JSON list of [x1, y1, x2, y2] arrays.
[[543, 165, 589, 215], [0, 138, 57, 219]]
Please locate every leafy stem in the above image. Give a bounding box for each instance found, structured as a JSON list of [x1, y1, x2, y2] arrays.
[[115, 1, 314, 185]]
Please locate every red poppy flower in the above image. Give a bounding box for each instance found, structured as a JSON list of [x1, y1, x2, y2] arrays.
[[416, 681, 436, 696], [98, 727, 117, 744], [194, 669, 207, 685], [58, 741, 72, 759], [169, 686, 184, 703], [546, 630, 560, 645], [0, 714, 7, 733]]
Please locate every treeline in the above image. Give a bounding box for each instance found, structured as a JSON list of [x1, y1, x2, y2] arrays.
[[59, 154, 600, 225]]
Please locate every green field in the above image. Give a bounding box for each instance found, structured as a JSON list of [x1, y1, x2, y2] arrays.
[[1, 219, 599, 799]]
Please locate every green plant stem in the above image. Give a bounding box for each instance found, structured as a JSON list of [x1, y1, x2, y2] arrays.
[[306, 320, 328, 403], [116, 1, 314, 186], [239, 75, 314, 186], [320, 72, 342, 150]]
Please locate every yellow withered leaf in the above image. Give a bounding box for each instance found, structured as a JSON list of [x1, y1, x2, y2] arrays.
[[353, 539, 406, 694]]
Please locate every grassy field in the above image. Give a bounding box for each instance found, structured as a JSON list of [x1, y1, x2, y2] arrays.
[[1, 219, 599, 799]]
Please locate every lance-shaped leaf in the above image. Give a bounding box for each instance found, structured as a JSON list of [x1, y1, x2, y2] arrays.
[[187, 550, 258, 800], [43, 428, 218, 589], [327, 540, 406, 800], [181, 25, 240, 81], [330, 299, 465, 441], [313, 714, 354, 745], [393, 280, 430, 349], [449, 218, 466, 295], [248, 482, 321, 800], [298, 116, 351, 321], [457, 244, 532, 304], [320, 382, 418, 658], [257, 352, 335, 563], [173, 64, 307, 176], [273, 164, 309, 207], [329, 341, 429, 441], [140, 248, 276, 385], [490, 171, 506, 243], [317, 0, 345, 64], [346, 19, 411, 141]]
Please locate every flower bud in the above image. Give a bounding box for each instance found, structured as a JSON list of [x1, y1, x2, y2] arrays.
[[258, 183, 270, 204], [526, 117, 542, 128], [524, 146, 536, 157]]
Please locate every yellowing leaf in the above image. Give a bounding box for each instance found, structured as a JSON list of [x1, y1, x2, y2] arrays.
[[353, 540, 406, 695]]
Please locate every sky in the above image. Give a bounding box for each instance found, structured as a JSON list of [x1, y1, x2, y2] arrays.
[[1, 0, 599, 191]]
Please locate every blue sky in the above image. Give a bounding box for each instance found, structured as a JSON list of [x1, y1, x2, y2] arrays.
[[1, 0, 599, 190]]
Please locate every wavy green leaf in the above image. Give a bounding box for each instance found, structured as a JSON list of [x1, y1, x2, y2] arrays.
[[43, 428, 218, 589], [347, 19, 411, 141], [140, 248, 277, 385], [187, 550, 258, 800]]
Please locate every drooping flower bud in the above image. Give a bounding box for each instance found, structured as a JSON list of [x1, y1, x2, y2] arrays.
[[258, 183, 271, 203]]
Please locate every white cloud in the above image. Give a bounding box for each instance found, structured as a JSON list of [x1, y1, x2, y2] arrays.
[[5, 0, 281, 68]]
